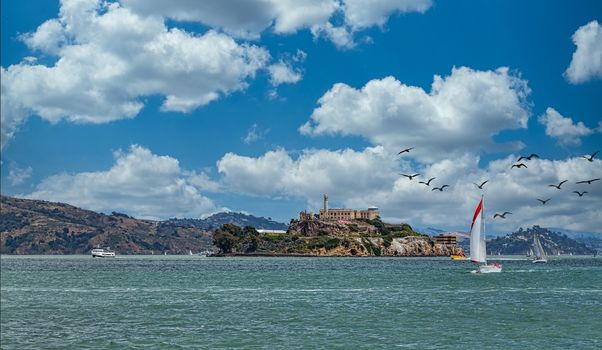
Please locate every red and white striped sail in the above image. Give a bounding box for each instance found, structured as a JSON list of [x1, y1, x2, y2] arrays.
[[469, 198, 487, 263]]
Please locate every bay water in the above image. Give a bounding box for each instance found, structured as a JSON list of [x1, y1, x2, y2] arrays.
[[1, 255, 601, 349]]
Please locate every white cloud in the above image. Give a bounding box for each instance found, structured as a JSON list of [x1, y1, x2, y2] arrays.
[[218, 146, 396, 201], [217, 147, 602, 233], [300, 66, 531, 162], [243, 123, 269, 144], [310, 22, 356, 49], [1, 0, 270, 148], [268, 61, 303, 85], [0, 67, 29, 150], [121, 0, 431, 49], [8, 164, 33, 186], [565, 20, 602, 84], [343, 0, 432, 30], [122, 0, 339, 39], [24, 145, 216, 220], [538, 107, 594, 146], [20, 19, 66, 55]]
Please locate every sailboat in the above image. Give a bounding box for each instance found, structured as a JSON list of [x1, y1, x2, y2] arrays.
[[469, 196, 502, 273], [532, 233, 548, 263]]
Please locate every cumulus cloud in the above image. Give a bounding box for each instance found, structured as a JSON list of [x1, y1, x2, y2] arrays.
[[122, 0, 338, 39], [538, 107, 594, 146], [217, 147, 602, 232], [0, 67, 29, 150], [300, 66, 531, 162], [121, 0, 431, 49], [20, 19, 66, 55], [218, 146, 396, 201], [268, 61, 303, 86], [0, 0, 270, 149], [310, 22, 356, 49], [343, 0, 432, 30], [24, 145, 216, 220], [565, 20, 602, 84]]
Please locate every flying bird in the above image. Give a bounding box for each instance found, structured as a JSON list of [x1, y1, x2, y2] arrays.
[[582, 151, 599, 162], [418, 177, 436, 186], [536, 198, 551, 205], [511, 163, 528, 169], [473, 180, 489, 189], [573, 191, 588, 197], [576, 178, 600, 185], [493, 212, 512, 219], [517, 154, 540, 162], [397, 147, 414, 155], [432, 185, 449, 191], [548, 180, 568, 189], [400, 173, 420, 180]]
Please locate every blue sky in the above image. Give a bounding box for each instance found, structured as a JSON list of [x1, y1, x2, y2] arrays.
[[1, 0, 601, 233]]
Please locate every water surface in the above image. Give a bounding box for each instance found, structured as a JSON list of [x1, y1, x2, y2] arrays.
[[1, 255, 601, 349]]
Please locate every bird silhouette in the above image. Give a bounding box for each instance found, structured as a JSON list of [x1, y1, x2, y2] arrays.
[[432, 185, 449, 191], [418, 177, 436, 186], [473, 180, 488, 189], [517, 153, 540, 162], [576, 178, 600, 185], [582, 151, 599, 162], [548, 180, 568, 189], [493, 212, 512, 219], [573, 191, 588, 197], [400, 173, 420, 180], [511, 163, 528, 169], [536, 198, 551, 205], [397, 147, 414, 155]]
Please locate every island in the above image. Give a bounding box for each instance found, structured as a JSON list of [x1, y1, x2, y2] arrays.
[[211, 194, 463, 257]]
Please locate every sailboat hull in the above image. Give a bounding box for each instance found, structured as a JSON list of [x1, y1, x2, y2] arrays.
[[532, 259, 547, 264], [474, 264, 502, 273]]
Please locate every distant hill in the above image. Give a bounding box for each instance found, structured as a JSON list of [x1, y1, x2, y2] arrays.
[[485, 226, 595, 255], [166, 212, 288, 231], [0, 195, 289, 255], [0, 195, 214, 254]]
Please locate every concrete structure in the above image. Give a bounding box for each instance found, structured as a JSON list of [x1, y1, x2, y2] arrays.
[[298, 194, 380, 221], [318, 194, 379, 221], [433, 233, 457, 245]]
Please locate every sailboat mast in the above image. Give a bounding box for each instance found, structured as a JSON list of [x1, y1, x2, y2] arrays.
[[481, 195, 485, 239], [481, 195, 486, 262]]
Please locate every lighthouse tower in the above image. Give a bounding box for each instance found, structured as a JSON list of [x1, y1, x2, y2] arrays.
[[323, 194, 329, 215]]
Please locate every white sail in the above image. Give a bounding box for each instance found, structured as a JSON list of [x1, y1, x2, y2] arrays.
[[533, 233, 547, 261], [469, 198, 487, 263]]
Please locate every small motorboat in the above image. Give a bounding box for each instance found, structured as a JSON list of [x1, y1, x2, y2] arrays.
[[91, 247, 115, 258]]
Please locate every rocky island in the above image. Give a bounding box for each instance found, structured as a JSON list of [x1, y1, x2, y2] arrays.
[[212, 216, 463, 257]]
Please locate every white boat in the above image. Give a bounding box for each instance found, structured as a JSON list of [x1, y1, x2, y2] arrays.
[[469, 196, 501, 273], [532, 233, 547, 263], [91, 247, 115, 258], [188, 250, 193, 256]]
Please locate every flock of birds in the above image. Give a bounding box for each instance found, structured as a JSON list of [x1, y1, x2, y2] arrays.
[[397, 148, 600, 219]]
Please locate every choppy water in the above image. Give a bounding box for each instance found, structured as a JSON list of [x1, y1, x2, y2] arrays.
[[1, 255, 601, 349]]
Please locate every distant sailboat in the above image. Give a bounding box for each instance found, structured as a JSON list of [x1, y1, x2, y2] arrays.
[[189, 250, 193, 256], [532, 233, 547, 263], [526, 248, 533, 257], [469, 196, 502, 273]]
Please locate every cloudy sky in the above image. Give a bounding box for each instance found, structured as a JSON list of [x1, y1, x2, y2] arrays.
[[1, 0, 601, 234]]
